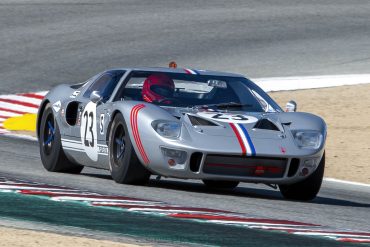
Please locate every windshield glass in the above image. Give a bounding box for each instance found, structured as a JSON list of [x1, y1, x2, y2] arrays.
[[119, 71, 282, 112]]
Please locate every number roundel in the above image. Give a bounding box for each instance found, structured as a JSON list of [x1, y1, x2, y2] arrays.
[[196, 112, 258, 124], [80, 102, 98, 161]]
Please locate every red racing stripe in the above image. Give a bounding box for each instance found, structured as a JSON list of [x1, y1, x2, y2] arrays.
[[131, 105, 147, 164], [91, 203, 230, 213], [184, 69, 192, 74], [18, 93, 45, 100], [130, 104, 150, 165], [0, 98, 39, 108], [135, 106, 150, 164], [337, 238, 370, 243], [132, 105, 146, 159], [229, 123, 246, 155]]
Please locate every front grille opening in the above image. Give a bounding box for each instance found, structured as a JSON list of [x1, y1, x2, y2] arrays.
[[288, 158, 300, 177], [190, 152, 203, 172], [203, 155, 287, 178]]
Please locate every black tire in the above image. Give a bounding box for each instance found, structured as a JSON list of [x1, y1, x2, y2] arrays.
[[202, 180, 239, 189], [108, 113, 151, 184], [39, 104, 83, 174], [279, 152, 325, 201]]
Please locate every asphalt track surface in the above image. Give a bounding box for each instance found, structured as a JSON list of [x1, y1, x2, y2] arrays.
[[1, 0, 370, 245], [1, 0, 370, 94], [0, 137, 369, 238]]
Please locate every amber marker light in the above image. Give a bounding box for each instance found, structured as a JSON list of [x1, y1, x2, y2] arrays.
[[169, 61, 177, 68]]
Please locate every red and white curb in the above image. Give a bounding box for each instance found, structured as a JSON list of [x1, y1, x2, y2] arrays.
[[0, 176, 369, 244], [0, 91, 47, 136]]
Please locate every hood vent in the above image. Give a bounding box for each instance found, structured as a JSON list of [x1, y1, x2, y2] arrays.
[[188, 115, 218, 126], [254, 119, 280, 131]]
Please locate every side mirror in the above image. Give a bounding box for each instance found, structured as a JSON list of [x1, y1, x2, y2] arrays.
[[285, 100, 297, 112], [90, 91, 102, 104]]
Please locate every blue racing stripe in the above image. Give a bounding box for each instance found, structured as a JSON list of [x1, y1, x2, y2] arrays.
[[238, 124, 256, 156], [192, 69, 200, 75]]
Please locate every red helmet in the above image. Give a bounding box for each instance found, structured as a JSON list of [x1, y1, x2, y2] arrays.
[[142, 74, 175, 103]]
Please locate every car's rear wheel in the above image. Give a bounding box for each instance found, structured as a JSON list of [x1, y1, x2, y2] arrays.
[[202, 180, 239, 189], [39, 103, 83, 173], [279, 152, 325, 201], [108, 113, 151, 184]]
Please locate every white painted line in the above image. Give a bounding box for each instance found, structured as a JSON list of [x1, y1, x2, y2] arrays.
[[324, 178, 370, 187], [0, 101, 38, 114], [0, 185, 79, 191], [0, 94, 42, 105], [3, 133, 37, 141], [34, 91, 48, 96], [51, 196, 152, 203], [208, 220, 312, 227], [294, 231, 370, 238], [253, 74, 370, 92], [0, 110, 21, 117]]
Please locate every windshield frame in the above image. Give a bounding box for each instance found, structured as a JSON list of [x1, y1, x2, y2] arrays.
[[114, 71, 283, 113]]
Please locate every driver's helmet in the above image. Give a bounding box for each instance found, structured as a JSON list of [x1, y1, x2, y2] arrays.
[[142, 74, 175, 103]]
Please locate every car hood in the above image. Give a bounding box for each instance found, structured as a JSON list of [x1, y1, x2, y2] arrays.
[[163, 107, 287, 139]]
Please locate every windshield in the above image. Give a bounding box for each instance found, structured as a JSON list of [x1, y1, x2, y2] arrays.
[[118, 71, 282, 112]]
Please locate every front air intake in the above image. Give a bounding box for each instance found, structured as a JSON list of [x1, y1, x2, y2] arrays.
[[254, 119, 280, 131], [188, 115, 218, 126], [190, 152, 203, 172], [288, 158, 300, 177]]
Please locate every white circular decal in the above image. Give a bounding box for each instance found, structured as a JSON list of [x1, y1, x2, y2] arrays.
[[196, 112, 258, 124], [80, 102, 98, 161]]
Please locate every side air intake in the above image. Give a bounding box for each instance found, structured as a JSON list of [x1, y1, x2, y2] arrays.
[[254, 119, 280, 131]]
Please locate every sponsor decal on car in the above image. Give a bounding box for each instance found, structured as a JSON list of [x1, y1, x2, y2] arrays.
[[70, 91, 80, 98], [52, 100, 61, 113]]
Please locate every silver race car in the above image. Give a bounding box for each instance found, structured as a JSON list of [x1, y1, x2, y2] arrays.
[[37, 67, 327, 200]]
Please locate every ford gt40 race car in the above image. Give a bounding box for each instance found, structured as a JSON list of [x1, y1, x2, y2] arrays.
[[37, 67, 327, 200]]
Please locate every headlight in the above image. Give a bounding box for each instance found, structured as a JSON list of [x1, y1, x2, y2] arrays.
[[152, 120, 181, 139], [294, 131, 323, 149]]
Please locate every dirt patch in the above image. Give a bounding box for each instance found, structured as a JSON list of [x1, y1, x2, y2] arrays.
[[0, 226, 149, 247], [270, 83, 370, 184]]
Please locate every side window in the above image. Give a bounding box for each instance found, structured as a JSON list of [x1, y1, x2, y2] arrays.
[[83, 71, 125, 102]]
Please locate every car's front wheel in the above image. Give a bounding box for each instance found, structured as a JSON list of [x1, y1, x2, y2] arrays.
[[39, 103, 83, 173], [202, 180, 239, 189], [108, 113, 151, 185], [279, 152, 325, 201]]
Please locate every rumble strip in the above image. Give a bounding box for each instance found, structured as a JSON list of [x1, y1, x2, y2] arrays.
[[0, 176, 369, 244]]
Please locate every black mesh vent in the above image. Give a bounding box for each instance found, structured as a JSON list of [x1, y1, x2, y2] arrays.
[[188, 115, 218, 126], [190, 152, 203, 172], [254, 119, 280, 131], [288, 158, 300, 177]]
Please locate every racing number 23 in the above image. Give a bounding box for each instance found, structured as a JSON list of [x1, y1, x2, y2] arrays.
[[83, 111, 94, 147], [80, 102, 98, 161]]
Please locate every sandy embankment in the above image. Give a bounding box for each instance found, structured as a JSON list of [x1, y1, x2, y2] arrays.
[[270, 83, 370, 184], [0, 226, 148, 247]]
